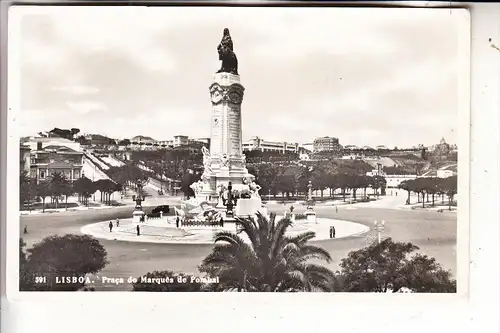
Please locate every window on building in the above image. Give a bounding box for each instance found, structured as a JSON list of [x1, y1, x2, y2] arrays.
[[40, 170, 46, 179], [73, 169, 80, 179]]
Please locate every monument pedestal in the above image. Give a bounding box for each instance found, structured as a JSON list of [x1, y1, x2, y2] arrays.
[[304, 208, 317, 223], [235, 198, 264, 218], [132, 210, 145, 223]]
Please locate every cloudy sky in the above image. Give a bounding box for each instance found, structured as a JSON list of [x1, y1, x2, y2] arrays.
[[11, 6, 466, 147]]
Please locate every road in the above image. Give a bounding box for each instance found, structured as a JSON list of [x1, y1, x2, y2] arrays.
[[19, 196, 457, 291]]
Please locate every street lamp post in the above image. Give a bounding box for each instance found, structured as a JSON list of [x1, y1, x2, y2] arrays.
[[373, 220, 385, 244]]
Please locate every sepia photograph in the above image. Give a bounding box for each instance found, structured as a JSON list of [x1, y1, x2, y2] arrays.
[[8, 5, 469, 293]]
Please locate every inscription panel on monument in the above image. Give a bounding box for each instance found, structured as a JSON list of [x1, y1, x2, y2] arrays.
[[210, 106, 224, 155], [228, 105, 242, 155]]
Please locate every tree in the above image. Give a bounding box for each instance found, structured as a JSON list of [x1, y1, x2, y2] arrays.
[[199, 213, 335, 292], [312, 167, 329, 197], [349, 175, 363, 201], [20, 171, 35, 210], [70, 128, 80, 139], [73, 176, 95, 206], [360, 175, 373, 200], [76, 135, 91, 146], [297, 165, 315, 196], [426, 178, 440, 206], [48, 127, 73, 140], [337, 173, 350, 202], [335, 238, 456, 293], [276, 173, 296, 199], [421, 148, 428, 160], [444, 175, 457, 210], [132, 270, 203, 292], [94, 179, 119, 205], [21, 234, 108, 291], [118, 139, 131, 147], [252, 163, 279, 198], [326, 173, 341, 198], [19, 238, 31, 289], [398, 179, 413, 205], [34, 180, 51, 212], [181, 172, 198, 198], [371, 175, 386, 198], [48, 172, 70, 209]]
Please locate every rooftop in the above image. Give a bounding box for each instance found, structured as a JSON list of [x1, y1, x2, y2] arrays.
[[21, 136, 75, 143]]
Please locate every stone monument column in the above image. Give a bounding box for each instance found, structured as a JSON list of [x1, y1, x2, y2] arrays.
[[209, 73, 245, 166]]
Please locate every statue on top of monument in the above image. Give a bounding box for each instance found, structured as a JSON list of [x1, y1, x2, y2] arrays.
[[216, 28, 239, 75]]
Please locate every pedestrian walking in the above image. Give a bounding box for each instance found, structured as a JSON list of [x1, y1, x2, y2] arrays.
[[176, 216, 180, 228], [220, 217, 224, 227], [329, 226, 333, 239], [108, 221, 113, 232], [332, 226, 336, 239], [335, 205, 338, 213], [136, 224, 140, 236], [23, 225, 28, 235], [116, 218, 120, 227]]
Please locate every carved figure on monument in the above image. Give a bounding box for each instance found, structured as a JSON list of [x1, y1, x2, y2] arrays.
[[201, 146, 212, 175], [221, 154, 229, 167], [190, 180, 204, 197], [249, 181, 262, 198], [216, 184, 227, 197], [216, 28, 238, 75]]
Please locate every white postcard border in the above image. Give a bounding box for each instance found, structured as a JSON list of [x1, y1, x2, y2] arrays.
[[3, 3, 499, 333]]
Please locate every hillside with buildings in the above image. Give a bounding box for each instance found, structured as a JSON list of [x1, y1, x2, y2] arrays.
[[20, 128, 457, 201]]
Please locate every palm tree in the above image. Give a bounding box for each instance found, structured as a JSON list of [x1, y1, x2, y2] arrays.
[[199, 213, 335, 292]]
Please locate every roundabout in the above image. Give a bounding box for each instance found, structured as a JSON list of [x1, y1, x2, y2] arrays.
[[19, 193, 458, 290], [80, 216, 370, 244]]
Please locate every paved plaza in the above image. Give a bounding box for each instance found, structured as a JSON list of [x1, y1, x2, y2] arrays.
[[19, 191, 457, 291]]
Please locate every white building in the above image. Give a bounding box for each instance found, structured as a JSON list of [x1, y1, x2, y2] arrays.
[[366, 168, 419, 188], [173, 135, 189, 147], [242, 136, 299, 153], [384, 175, 419, 188]]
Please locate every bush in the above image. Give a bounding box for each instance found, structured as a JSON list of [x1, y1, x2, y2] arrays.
[[20, 234, 108, 291], [336, 238, 456, 293]]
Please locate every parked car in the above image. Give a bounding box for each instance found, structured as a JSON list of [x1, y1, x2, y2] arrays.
[[152, 205, 170, 214]]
